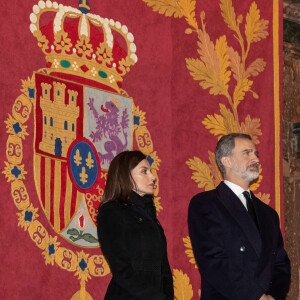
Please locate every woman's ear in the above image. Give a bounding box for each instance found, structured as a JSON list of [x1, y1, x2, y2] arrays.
[[130, 174, 137, 192]]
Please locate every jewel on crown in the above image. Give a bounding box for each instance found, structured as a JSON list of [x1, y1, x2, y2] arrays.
[[30, 0, 138, 92]]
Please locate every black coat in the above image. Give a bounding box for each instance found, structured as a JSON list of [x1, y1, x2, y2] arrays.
[[97, 192, 174, 300], [188, 182, 291, 300]]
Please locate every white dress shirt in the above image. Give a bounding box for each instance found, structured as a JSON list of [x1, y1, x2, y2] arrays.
[[224, 180, 251, 211]]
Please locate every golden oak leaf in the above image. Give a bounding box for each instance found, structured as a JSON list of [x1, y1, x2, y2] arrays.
[[208, 151, 223, 187], [220, 0, 238, 32], [186, 157, 215, 191], [186, 58, 226, 96], [204, 75, 228, 96], [253, 18, 269, 42], [245, 58, 266, 78], [142, 0, 183, 18], [183, 236, 198, 268], [197, 30, 219, 73], [227, 46, 243, 81], [178, 0, 198, 29], [245, 2, 261, 45], [186, 57, 207, 79], [255, 192, 270, 205], [219, 103, 239, 133], [233, 78, 253, 109], [154, 196, 163, 212], [250, 165, 263, 191], [186, 31, 232, 97], [215, 35, 231, 89], [173, 269, 194, 300], [202, 113, 226, 137], [240, 114, 262, 144]]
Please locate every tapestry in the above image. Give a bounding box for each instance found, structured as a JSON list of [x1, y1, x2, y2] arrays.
[[0, 0, 283, 299]]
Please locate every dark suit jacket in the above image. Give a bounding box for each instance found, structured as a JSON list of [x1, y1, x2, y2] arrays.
[[188, 182, 290, 300], [97, 192, 173, 300]]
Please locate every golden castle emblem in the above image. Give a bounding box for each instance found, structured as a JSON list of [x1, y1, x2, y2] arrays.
[[39, 81, 79, 157]]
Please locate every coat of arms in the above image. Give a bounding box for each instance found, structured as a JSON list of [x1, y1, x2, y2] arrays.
[[4, 1, 161, 298], [34, 72, 133, 246]]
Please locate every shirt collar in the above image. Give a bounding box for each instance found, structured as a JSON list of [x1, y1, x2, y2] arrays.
[[224, 180, 251, 197]]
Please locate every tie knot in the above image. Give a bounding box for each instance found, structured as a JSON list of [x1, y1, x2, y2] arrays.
[[243, 191, 251, 200]]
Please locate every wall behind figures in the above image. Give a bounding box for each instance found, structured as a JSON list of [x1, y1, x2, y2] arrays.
[[283, 2, 300, 299]]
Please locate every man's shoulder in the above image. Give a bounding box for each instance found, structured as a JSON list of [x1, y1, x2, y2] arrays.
[[191, 188, 218, 199], [189, 188, 220, 208], [190, 182, 227, 201], [253, 194, 278, 216]]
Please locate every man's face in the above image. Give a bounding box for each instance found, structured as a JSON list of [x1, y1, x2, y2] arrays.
[[228, 138, 260, 182]]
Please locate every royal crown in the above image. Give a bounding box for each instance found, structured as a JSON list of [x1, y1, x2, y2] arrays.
[[30, 0, 137, 92]]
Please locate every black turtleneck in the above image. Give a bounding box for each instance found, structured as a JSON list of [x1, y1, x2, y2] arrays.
[[129, 191, 157, 220]]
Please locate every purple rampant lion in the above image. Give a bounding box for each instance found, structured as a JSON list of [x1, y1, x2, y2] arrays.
[[88, 97, 130, 165]]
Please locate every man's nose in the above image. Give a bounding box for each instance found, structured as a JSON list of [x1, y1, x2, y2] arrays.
[[252, 152, 259, 162]]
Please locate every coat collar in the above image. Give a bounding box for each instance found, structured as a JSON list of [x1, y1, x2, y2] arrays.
[[129, 191, 156, 220], [216, 182, 262, 257], [130, 191, 154, 207]]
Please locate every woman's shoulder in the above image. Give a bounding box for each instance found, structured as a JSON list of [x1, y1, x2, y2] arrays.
[[97, 200, 132, 226], [98, 200, 131, 216], [99, 199, 126, 210]]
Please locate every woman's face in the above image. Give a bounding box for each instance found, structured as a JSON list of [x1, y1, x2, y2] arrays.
[[131, 159, 155, 196]]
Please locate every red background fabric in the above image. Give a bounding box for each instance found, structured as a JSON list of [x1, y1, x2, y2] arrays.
[[0, 0, 283, 298]]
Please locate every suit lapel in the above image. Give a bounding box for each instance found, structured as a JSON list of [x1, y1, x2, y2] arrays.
[[217, 182, 262, 257]]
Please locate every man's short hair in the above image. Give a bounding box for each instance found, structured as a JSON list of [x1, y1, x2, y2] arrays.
[[215, 133, 252, 175]]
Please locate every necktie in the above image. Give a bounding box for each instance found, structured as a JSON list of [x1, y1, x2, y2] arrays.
[[243, 191, 259, 229]]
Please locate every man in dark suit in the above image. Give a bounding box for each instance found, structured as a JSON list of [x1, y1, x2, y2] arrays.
[[188, 133, 290, 300]]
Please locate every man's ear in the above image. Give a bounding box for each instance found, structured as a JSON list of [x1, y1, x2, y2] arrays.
[[221, 156, 231, 169]]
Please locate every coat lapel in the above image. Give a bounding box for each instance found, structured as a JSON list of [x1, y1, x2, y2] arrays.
[[216, 182, 262, 257], [250, 192, 273, 260]]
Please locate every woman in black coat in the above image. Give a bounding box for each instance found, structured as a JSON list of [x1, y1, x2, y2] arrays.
[[97, 150, 174, 300]]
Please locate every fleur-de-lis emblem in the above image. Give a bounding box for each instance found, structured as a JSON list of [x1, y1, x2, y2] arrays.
[[74, 149, 82, 166], [80, 167, 88, 184], [85, 152, 94, 169], [67, 138, 100, 192]]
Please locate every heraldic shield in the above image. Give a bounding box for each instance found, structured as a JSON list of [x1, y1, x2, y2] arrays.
[[3, 0, 160, 297], [34, 72, 133, 247]]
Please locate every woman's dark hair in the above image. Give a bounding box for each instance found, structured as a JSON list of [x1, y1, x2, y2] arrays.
[[100, 150, 147, 204]]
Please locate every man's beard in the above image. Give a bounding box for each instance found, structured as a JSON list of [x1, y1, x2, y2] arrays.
[[232, 162, 259, 182]]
